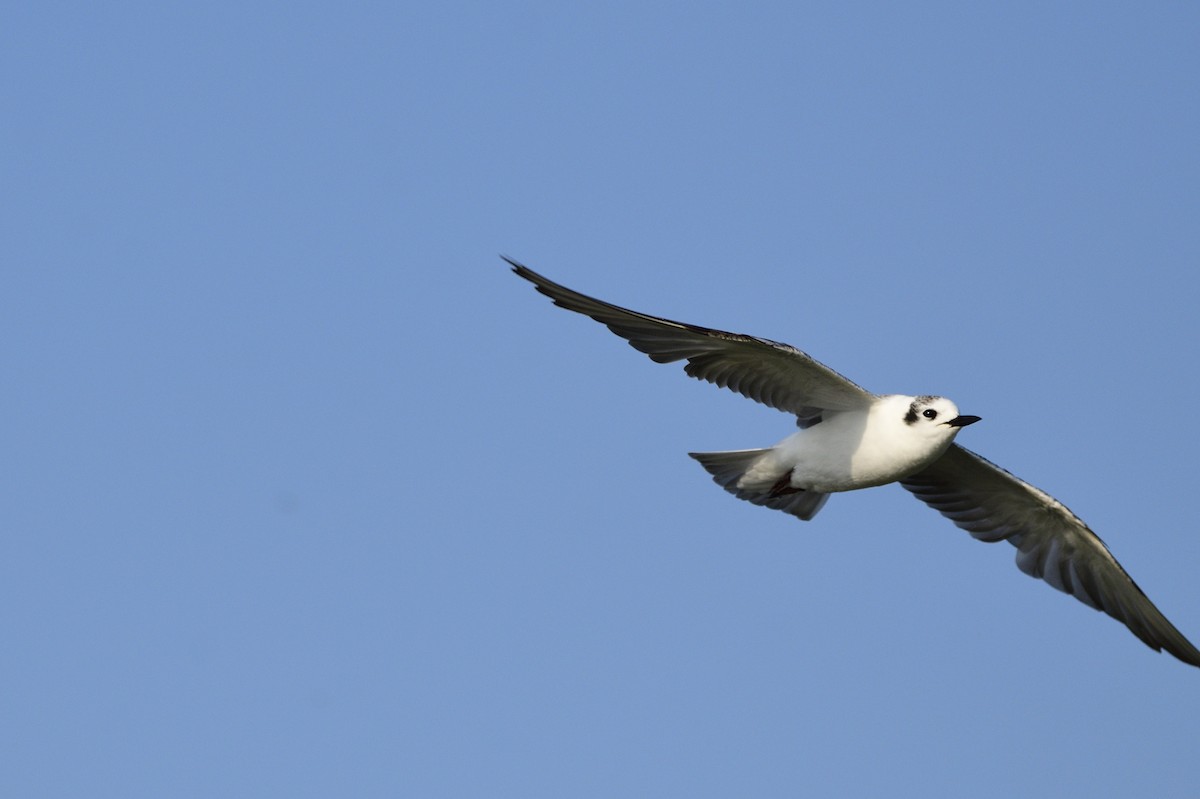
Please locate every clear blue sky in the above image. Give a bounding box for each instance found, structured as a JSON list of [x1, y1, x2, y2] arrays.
[[4, 2, 1200, 796]]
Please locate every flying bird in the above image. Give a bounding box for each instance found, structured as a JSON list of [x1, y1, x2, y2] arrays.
[[508, 256, 1200, 668]]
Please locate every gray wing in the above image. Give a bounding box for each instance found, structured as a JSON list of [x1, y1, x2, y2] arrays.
[[508, 258, 875, 418], [902, 444, 1200, 668]]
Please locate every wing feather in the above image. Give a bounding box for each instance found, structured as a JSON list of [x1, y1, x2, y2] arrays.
[[508, 258, 874, 416], [902, 444, 1200, 667]]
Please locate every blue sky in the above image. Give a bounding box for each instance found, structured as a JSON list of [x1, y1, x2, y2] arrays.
[[4, 2, 1200, 796]]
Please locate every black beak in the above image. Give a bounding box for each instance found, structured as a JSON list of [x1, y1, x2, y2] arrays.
[[946, 415, 982, 428]]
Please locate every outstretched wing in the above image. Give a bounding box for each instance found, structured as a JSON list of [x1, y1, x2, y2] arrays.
[[902, 444, 1200, 668], [508, 257, 875, 418]]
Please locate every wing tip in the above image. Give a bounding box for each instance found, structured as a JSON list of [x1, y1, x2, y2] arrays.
[[502, 253, 531, 276]]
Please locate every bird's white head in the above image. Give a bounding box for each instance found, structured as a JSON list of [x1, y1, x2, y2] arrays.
[[850, 395, 983, 484], [897, 395, 981, 443]]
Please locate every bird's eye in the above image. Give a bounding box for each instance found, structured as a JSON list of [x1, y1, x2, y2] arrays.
[[922, 409, 938, 420]]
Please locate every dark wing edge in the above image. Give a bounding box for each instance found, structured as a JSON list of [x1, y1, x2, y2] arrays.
[[506, 257, 874, 417], [901, 444, 1200, 668]]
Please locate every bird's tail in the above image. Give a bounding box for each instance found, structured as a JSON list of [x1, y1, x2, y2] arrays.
[[688, 449, 830, 521]]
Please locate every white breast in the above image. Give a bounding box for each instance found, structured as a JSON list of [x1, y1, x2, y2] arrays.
[[769, 397, 958, 493]]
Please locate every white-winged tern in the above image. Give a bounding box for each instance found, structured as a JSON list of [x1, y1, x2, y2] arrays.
[[508, 257, 1200, 669]]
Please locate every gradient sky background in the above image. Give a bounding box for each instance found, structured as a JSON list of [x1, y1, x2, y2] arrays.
[[5, 2, 1200, 796]]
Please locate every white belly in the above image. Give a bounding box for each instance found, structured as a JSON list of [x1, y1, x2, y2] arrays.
[[748, 409, 955, 493]]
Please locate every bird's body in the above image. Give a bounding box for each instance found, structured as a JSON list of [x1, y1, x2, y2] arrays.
[[731, 394, 969, 494], [508, 257, 1200, 668]]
